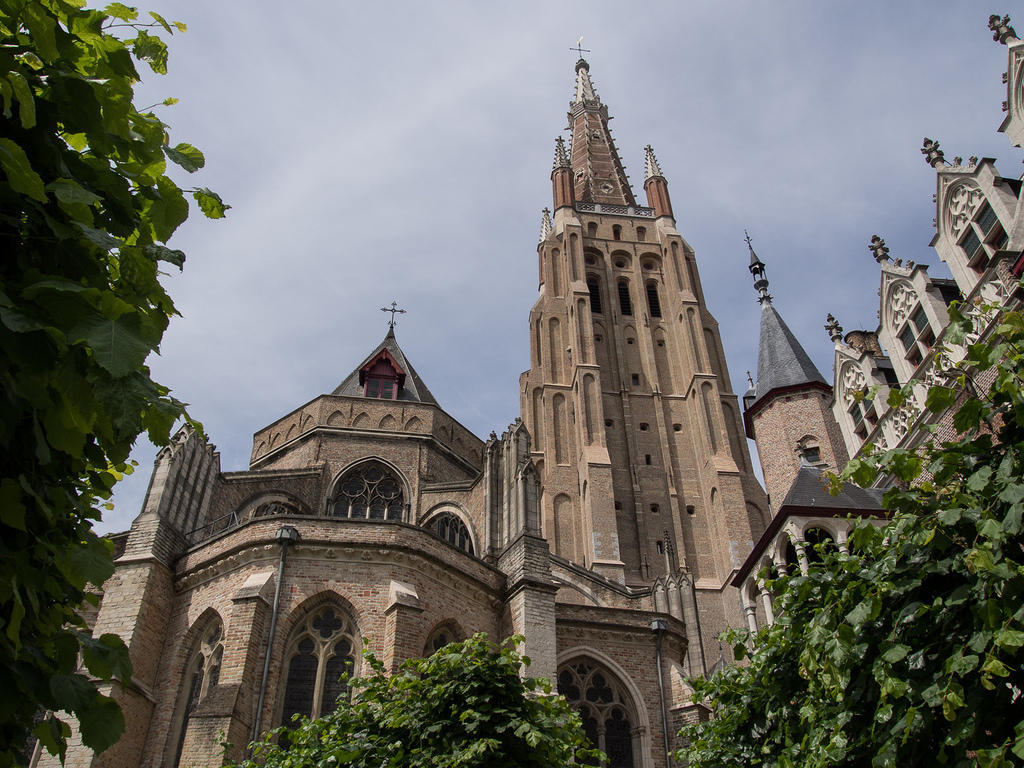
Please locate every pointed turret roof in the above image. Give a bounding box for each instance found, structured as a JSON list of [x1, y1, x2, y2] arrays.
[[643, 145, 663, 180], [747, 242, 827, 402], [566, 58, 637, 206], [331, 327, 438, 405]]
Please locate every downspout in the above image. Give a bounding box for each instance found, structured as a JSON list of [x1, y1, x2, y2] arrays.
[[251, 525, 300, 750], [650, 618, 672, 767]]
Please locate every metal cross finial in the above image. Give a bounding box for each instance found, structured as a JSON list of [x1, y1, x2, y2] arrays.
[[744, 230, 754, 249], [570, 36, 590, 57], [380, 301, 407, 329]]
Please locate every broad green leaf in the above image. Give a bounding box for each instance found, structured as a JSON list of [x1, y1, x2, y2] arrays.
[[881, 644, 909, 664], [75, 223, 122, 251], [103, 2, 137, 21], [925, 385, 956, 413], [143, 243, 185, 269], [994, 629, 1024, 649], [0, 138, 47, 201], [193, 187, 229, 218], [48, 179, 102, 206], [132, 30, 168, 74], [23, 2, 59, 61], [7, 71, 36, 129], [148, 10, 173, 33], [69, 313, 153, 377], [164, 142, 204, 172]]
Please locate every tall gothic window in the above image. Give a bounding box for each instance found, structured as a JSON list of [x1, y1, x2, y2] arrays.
[[330, 461, 405, 520], [431, 511, 474, 555], [279, 606, 358, 728], [587, 275, 603, 314], [617, 280, 632, 316], [557, 661, 636, 768], [170, 621, 224, 768], [645, 282, 661, 318]]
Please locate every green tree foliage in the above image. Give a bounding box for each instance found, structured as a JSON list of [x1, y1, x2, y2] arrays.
[[0, 2, 225, 763], [680, 297, 1024, 767], [229, 634, 600, 768]]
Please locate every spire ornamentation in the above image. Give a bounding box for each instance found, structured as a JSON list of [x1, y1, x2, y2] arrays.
[[539, 208, 553, 242], [989, 14, 1018, 45], [643, 145, 663, 180], [825, 313, 844, 343], [921, 138, 945, 168], [869, 235, 890, 263], [553, 136, 570, 170], [573, 58, 598, 103], [745, 231, 772, 304]]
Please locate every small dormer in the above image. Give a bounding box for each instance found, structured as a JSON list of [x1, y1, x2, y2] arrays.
[[360, 349, 404, 400]]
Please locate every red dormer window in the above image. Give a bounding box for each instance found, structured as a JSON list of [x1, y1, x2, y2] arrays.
[[359, 351, 404, 400]]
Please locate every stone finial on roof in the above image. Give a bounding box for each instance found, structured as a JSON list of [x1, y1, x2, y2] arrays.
[[969, 156, 979, 168], [539, 208, 553, 242], [825, 313, 844, 344], [921, 138, 945, 168], [574, 58, 599, 102], [643, 145, 664, 180], [745, 231, 771, 304], [989, 14, 1018, 44], [746, 370, 755, 390], [868, 234, 890, 263], [553, 136, 570, 170]]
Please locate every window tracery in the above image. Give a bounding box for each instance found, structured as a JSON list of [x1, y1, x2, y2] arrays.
[[279, 606, 358, 727], [430, 511, 474, 555], [887, 282, 934, 367], [171, 621, 224, 768], [330, 461, 405, 520], [557, 661, 636, 768]]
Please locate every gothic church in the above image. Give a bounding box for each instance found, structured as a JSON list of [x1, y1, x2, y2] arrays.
[[45, 57, 774, 768]]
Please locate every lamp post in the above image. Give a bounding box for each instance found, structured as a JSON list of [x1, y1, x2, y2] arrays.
[[650, 617, 672, 767], [251, 525, 300, 748]]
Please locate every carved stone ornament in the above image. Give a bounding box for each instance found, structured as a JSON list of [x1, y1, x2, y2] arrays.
[[921, 137, 945, 168], [945, 182, 986, 240], [840, 362, 866, 406], [868, 234, 890, 263], [887, 281, 918, 332], [824, 313, 844, 343], [989, 14, 1018, 45]]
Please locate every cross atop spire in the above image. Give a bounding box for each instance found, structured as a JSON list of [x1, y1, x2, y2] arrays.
[[570, 36, 590, 58], [380, 301, 406, 330], [553, 136, 570, 170], [539, 208, 553, 242]]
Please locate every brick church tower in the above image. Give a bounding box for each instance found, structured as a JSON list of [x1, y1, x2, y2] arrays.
[[522, 58, 770, 669]]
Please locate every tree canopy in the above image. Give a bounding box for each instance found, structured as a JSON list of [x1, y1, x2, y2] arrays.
[[0, 1, 224, 763], [680, 296, 1024, 767], [228, 634, 599, 768]]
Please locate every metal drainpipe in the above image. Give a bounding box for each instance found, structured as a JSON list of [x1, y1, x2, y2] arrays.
[[650, 618, 672, 767], [251, 525, 300, 750]]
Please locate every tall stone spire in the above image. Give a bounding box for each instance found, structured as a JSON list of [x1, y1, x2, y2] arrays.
[[538, 208, 553, 242], [566, 58, 637, 206], [643, 144, 663, 180]]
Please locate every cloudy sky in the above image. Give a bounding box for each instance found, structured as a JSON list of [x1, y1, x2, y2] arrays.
[[101, 1, 1018, 533]]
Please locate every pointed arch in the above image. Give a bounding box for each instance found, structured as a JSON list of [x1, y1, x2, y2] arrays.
[[553, 393, 568, 465], [422, 619, 466, 656], [422, 504, 477, 556], [352, 412, 370, 429], [531, 388, 544, 450], [327, 458, 408, 521], [165, 609, 225, 768], [326, 410, 345, 426], [556, 650, 651, 768], [276, 596, 359, 729], [404, 416, 422, 432], [548, 317, 563, 382], [378, 413, 397, 430]]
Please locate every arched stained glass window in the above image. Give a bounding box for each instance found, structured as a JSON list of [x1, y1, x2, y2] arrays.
[[279, 606, 358, 728], [170, 621, 223, 768], [431, 512, 474, 555], [557, 660, 636, 768], [330, 461, 405, 520]]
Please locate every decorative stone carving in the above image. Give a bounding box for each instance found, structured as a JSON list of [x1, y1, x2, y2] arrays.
[[824, 313, 843, 343], [868, 235, 890, 263], [921, 137, 945, 168], [887, 281, 917, 331], [840, 362, 866, 406], [945, 183, 985, 239], [989, 14, 1018, 45]]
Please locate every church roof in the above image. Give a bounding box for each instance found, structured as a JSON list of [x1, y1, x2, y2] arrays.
[[754, 302, 828, 400], [778, 464, 884, 511], [331, 327, 439, 405]]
